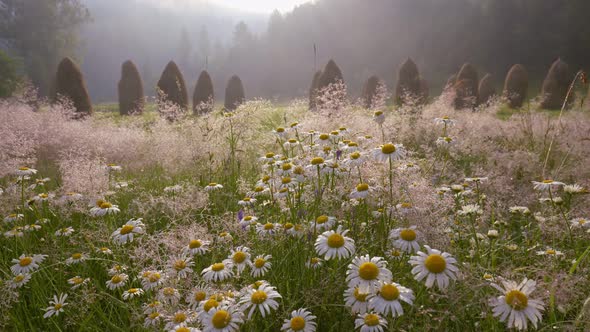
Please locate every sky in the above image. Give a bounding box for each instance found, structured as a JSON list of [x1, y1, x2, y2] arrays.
[[199, 0, 312, 13]]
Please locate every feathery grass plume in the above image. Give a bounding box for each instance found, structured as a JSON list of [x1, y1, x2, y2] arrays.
[[317, 60, 346, 110], [540, 58, 573, 110], [394, 58, 421, 105], [318, 59, 344, 90], [453, 63, 479, 109], [308, 70, 322, 111], [418, 77, 429, 104], [193, 70, 214, 114], [503, 64, 529, 108], [477, 73, 496, 105], [118, 60, 144, 115], [156, 61, 188, 111], [361, 75, 380, 109], [53, 57, 92, 116], [224, 75, 245, 111]]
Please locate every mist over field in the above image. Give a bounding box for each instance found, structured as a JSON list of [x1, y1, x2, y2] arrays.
[[2, 1, 590, 331]]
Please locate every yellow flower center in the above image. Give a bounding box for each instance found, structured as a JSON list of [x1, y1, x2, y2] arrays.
[[358, 262, 379, 280], [209, 182, 217, 186], [264, 223, 274, 230], [284, 223, 294, 230], [327, 233, 345, 248], [399, 229, 417, 241], [19, 167, 29, 171], [39, 193, 48, 198], [72, 253, 82, 259], [251, 290, 268, 304], [211, 310, 231, 329], [381, 143, 396, 154], [356, 183, 369, 192], [149, 312, 160, 319], [276, 127, 285, 133], [211, 263, 225, 272], [330, 131, 339, 136], [14, 275, 25, 282], [243, 197, 251, 202], [348, 142, 358, 147], [311, 157, 325, 165], [19, 257, 33, 267], [265, 152, 274, 158], [54, 304, 63, 310], [390, 249, 401, 257], [173, 312, 187, 323], [291, 122, 298, 127], [233, 251, 247, 264], [350, 152, 361, 160], [364, 313, 380, 326], [288, 139, 297, 143], [400, 202, 412, 208], [294, 166, 304, 175], [380, 284, 400, 301], [319, 134, 329, 140], [189, 239, 202, 248], [120, 225, 134, 235], [111, 275, 123, 284], [316, 215, 329, 224], [505, 290, 528, 310], [542, 179, 554, 184], [353, 288, 368, 301], [374, 111, 383, 116], [290, 316, 306, 331], [282, 177, 292, 184], [310, 257, 320, 264], [254, 258, 266, 268], [203, 299, 219, 312], [128, 288, 138, 294], [100, 202, 113, 209], [282, 163, 292, 171], [545, 249, 556, 255], [579, 219, 587, 225], [148, 272, 161, 282], [176, 328, 190, 332], [173, 260, 186, 271], [194, 291, 206, 302], [424, 254, 446, 273]]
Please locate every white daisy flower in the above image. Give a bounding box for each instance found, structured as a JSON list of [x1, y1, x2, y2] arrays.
[[111, 218, 145, 244], [239, 215, 258, 229], [106, 273, 129, 290], [281, 308, 316, 332], [168, 254, 194, 279], [372, 143, 406, 163], [535, 247, 564, 258], [140, 270, 165, 290], [532, 179, 565, 191], [509, 206, 531, 215], [389, 226, 420, 253], [250, 255, 272, 278], [187, 286, 210, 310], [158, 287, 181, 305], [315, 226, 356, 260], [122, 288, 145, 300], [217, 232, 233, 243], [106, 163, 122, 172], [458, 204, 483, 216], [273, 126, 288, 138], [354, 312, 387, 332], [201, 304, 243, 332], [490, 278, 544, 330], [205, 182, 224, 191], [571, 217, 590, 229], [32, 193, 54, 203], [42, 293, 68, 318], [346, 255, 392, 293], [228, 246, 251, 276], [202, 261, 234, 282], [5, 227, 24, 238], [144, 311, 163, 328], [65, 252, 88, 265], [55, 226, 75, 237], [434, 116, 455, 126], [350, 183, 371, 199], [168, 323, 200, 332], [368, 281, 414, 317], [310, 215, 336, 232], [184, 238, 211, 256], [238, 283, 282, 319], [256, 222, 280, 237], [344, 286, 371, 314], [238, 197, 256, 206], [9, 273, 32, 289], [564, 184, 586, 194], [11, 254, 47, 275], [436, 136, 455, 146], [408, 245, 458, 290], [108, 264, 127, 276], [165, 310, 196, 330], [373, 110, 385, 125], [96, 247, 113, 255], [67, 276, 90, 290], [346, 151, 365, 168], [90, 201, 121, 217], [4, 213, 24, 223], [16, 166, 37, 177]]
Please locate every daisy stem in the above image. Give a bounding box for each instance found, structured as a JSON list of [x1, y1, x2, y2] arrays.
[[357, 166, 363, 183], [388, 157, 394, 203]]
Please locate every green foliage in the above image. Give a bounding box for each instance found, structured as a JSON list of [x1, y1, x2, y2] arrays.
[[53, 57, 92, 114], [308, 70, 322, 111], [118, 60, 144, 115], [0, 50, 21, 97], [394, 58, 421, 105], [156, 61, 189, 111], [224, 75, 245, 111]]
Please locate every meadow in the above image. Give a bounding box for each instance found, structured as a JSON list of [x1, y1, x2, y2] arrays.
[[1, 88, 590, 331]]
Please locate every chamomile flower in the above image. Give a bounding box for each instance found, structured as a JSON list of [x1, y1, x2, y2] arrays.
[[4, 213, 23, 223], [354, 312, 387, 332], [368, 281, 414, 317], [165, 310, 196, 330], [123, 288, 145, 300], [310, 215, 336, 232], [238, 283, 282, 319], [32, 192, 54, 202], [250, 255, 272, 278], [305, 257, 324, 269], [205, 183, 224, 191], [346, 255, 392, 293], [9, 273, 32, 289], [434, 116, 455, 125], [108, 264, 128, 275], [11, 254, 47, 275], [273, 127, 288, 138], [372, 143, 406, 163], [344, 286, 371, 314], [68, 276, 90, 289], [350, 183, 371, 199], [168, 323, 200, 332], [96, 247, 113, 255], [112, 218, 145, 244], [106, 273, 129, 290], [281, 308, 317, 332], [239, 215, 258, 229], [535, 247, 564, 258], [202, 261, 234, 282], [90, 201, 120, 216], [256, 222, 279, 237], [106, 163, 122, 172], [140, 270, 165, 290], [4, 227, 24, 238], [187, 286, 210, 310], [42, 293, 68, 318], [16, 166, 37, 177], [490, 278, 544, 330], [238, 197, 256, 206], [55, 226, 75, 237], [228, 246, 251, 275], [217, 231, 233, 243], [201, 304, 243, 332], [159, 287, 181, 305], [315, 226, 356, 260], [169, 254, 194, 278], [65, 252, 88, 265], [144, 311, 163, 327], [458, 204, 483, 216], [532, 179, 565, 191], [509, 206, 531, 215], [409, 246, 458, 290], [373, 111, 385, 125], [389, 226, 420, 253], [346, 151, 365, 167], [571, 217, 590, 229], [564, 184, 586, 194], [436, 136, 455, 146], [184, 238, 211, 256]]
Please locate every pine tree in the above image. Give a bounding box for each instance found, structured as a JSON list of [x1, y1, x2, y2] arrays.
[[118, 60, 144, 115], [308, 70, 322, 110], [418, 77, 429, 104], [53, 57, 92, 115], [362, 75, 380, 109], [156, 61, 188, 110], [394, 58, 421, 105], [503, 64, 528, 108], [477, 73, 496, 105], [540, 58, 572, 109], [193, 70, 214, 114], [224, 75, 245, 111], [453, 63, 479, 109], [318, 59, 344, 90]]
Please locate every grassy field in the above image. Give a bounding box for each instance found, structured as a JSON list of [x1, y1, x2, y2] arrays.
[[1, 94, 590, 331]]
